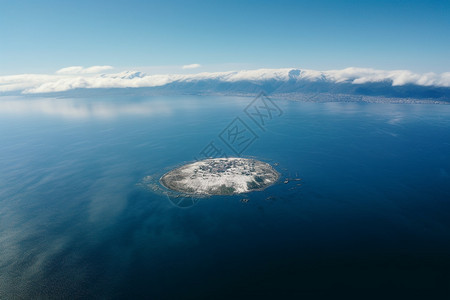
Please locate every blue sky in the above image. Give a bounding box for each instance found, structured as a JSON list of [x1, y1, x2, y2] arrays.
[[1, 0, 449, 75]]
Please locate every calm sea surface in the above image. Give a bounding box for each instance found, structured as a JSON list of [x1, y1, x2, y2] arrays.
[[1, 95, 450, 298]]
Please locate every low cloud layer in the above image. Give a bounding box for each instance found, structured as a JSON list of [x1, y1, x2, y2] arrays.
[[1, 66, 450, 95], [56, 65, 114, 75], [182, 63, 201, 70]]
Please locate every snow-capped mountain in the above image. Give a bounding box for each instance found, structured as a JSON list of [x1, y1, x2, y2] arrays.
[[1, 67, 450, 101]]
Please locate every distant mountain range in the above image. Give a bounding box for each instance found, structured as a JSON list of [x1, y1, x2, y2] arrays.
[[1, 68, 449, 103]]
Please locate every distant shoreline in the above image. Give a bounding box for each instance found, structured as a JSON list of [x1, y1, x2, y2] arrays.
[[1, 90, 449, 105]]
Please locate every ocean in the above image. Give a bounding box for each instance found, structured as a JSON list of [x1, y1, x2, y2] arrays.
[[1, 95, 450, 298]]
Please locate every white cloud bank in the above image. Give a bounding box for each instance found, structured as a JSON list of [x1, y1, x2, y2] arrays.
[[182, 63, 201, 69], [1, 66, 450, 94], [56, 65, 114, 74]]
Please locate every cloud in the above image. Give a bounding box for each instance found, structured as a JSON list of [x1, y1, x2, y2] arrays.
[[56, 65, 113, 74], [320, 67, 450, 87], [182, 63, 201, 70], [1, 66, 450, 95], [23, 71, 176, 93]]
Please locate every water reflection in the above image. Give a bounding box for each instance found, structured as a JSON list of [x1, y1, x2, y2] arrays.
[[0, 97, 174, 119]]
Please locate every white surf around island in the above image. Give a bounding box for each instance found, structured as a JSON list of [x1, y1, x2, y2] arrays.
[[160, 158, 280, 195]]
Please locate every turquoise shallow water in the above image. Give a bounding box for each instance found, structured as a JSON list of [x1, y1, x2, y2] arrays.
[[1, 95, 450, 298]]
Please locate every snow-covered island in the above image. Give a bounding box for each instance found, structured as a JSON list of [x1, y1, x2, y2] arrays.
[[160, 158, 279, 195]]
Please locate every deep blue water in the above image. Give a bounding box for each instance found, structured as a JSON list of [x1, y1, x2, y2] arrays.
[[1, 95, 450, 299]]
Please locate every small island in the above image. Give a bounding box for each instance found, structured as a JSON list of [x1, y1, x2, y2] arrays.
[[160, 158, 279, 195]]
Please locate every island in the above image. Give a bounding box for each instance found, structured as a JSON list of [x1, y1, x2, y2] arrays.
[[160, 158, 279, 195]]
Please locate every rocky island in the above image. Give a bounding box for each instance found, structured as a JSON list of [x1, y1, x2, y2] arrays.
[[160, 158, 279, 195]]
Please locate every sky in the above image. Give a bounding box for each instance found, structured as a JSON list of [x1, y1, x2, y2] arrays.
[[1, 0, 450, 75]]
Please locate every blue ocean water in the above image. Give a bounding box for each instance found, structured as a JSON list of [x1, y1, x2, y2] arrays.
[[1, 95, 450, 298]]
